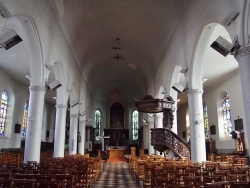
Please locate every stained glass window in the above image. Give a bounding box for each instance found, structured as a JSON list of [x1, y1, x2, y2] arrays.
[[219, 93, 232, 139], [203, 103, 209, 139], [0, 91, 8, 136], [22, 102, 28, 138], [95, 110, 101, 141], [132, 110, 138, 141], [186, 110, 190, 143]]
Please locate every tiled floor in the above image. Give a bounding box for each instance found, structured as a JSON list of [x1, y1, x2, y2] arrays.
[[91, 161, 139, 188]]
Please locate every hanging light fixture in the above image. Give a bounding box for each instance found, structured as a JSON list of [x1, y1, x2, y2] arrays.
[[110, 38, 126, 61]]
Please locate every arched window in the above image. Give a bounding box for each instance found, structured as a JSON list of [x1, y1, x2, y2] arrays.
[[186, 110, 190, 143], [203, 103, 209, 139], [219, 93, 232, 139], [95, 110, 101, 141], [0, 91, 8, 136], [132, 110, 139, 141], [22, 102, 28, 138]]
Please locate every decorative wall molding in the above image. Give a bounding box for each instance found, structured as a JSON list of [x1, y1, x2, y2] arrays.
[[235, 46, 250, 60], [29, 86, 46, 92], [186, 88, 203, 95]]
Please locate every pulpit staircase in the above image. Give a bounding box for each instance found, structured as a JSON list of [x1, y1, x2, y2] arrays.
[[135, 94, 191, 159], [151, 128, 191, 159]]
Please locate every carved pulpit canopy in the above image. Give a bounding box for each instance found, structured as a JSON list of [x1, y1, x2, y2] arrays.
[[135, 95, 174, 113]]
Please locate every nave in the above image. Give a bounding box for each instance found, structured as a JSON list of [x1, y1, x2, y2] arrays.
[[91, 162, 139, 188]]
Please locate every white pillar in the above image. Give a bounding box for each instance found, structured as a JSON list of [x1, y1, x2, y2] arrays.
[[235, 47, 250, 154], [171, 103, 178, 134], [155, 112, 163, 128], [148, 117, 155, 155], [78, 120, 86, 154], [187, 89, 206, 162], [69, 114, 78, 155], [53, 104, 67, 158], [41, 105, 47, 141], [24, 86, 46, 163], [155, 112, 163, 155]]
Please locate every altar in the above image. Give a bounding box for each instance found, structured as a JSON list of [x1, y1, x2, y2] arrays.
[[107, 146, 127, 161]]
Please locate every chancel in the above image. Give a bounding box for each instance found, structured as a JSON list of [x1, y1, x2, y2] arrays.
[[0, 1, 250, 188]]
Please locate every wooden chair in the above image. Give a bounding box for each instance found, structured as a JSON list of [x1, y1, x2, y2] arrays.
[[157, 177, 174, 188], [183, 176, 202, 187], [205, 181, 230, 188], [135, 159, 146, 186], [36, 180, 61, 188], [34, 174, 54, 180], [203, 176, 224, 187], [12, 179, 36, 188], [143, 164, 153, 188], [151, 166, 163, 188], [54, 174, 73, 188], [72, 169, 90, 188], [228, 173, 248, 181], [12, 174, 34, 179], [238, 158, 247, 165], [212, 171, 228, 181], [229, 181, 250, 188], [0, 173, 11, 180], [0, 179, 11, 188]]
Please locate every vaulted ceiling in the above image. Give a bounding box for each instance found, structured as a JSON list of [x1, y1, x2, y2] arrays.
[[60, 0, 189, 102], [0, 1, 239, 105]]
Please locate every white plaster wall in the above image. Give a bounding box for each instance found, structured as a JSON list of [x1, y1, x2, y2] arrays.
[[0, 69, 29, 149], [203, 70, 247, 152], [177, 70, 247, 153], [42, 102, 56, 142]]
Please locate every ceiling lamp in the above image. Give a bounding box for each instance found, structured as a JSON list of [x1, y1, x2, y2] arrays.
[[110, 53, 126, 61], [110, 38, 125, 61]]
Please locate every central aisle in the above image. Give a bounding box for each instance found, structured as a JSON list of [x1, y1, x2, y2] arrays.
[[91, 161, 139, 188]]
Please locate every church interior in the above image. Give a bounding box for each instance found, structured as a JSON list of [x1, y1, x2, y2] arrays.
[[1, 0, 250, 187]]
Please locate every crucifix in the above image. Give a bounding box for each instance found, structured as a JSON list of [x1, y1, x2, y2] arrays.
[[101, 131, 110, 151]]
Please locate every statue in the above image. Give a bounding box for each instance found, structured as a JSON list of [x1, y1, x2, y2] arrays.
[[210, 137, 216, 153]]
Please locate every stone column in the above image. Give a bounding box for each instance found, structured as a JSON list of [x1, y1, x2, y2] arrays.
[[78, 120, 86, 154], [235, 47, 250, 155], [69, 114, 78, 155], [148, 117, 155, 155], [24, 86, 46, 163], [155, 112, 163, 128], [53, 104, 67, 158], [187, 89, 206, 162], [171, 103, 178, 134]]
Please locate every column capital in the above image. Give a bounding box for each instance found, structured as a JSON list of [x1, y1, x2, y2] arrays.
[[29, 86, 46, 93], [234, 46, 250, 61], [187, 88, 203, 95], [55, 104, 67, 109]]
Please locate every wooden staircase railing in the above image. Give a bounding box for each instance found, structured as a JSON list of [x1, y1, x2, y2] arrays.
[[151, 128, 191, 159], [164, 129, 190, 159]]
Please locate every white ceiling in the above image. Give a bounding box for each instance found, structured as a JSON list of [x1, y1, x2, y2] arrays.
[[0, 1, 239, 106]]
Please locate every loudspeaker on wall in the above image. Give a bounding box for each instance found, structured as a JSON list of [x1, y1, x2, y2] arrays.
[[14, 123, 21, 133]]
